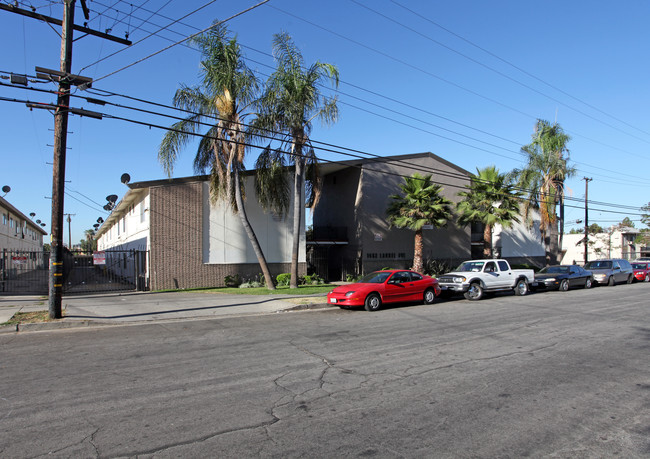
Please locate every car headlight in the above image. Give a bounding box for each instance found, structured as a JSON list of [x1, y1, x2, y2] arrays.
[[545, 277, 556, 282], [453, 276, 466, 283], [345, 291, 355, 297]]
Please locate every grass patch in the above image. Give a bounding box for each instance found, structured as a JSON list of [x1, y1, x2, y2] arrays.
[[155, 284, 335, 296], [2, 310, 61, 325]]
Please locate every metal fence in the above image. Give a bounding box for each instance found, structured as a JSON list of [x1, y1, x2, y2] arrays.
[[0, 249, 149, 295]]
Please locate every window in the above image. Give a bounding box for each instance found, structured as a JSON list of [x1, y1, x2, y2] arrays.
[[2, 214, 6, 225], [485, 262, 497, 272], [140, 202, 145, 223], [411, 272, 422, 281], [497, 260, 509, 271]]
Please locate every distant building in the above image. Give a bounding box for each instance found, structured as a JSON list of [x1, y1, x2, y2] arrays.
[[96, 174, 304, 290], [1, 195, 48, 289], [561, 227, 645, 263], [0, 196, 47, 252]]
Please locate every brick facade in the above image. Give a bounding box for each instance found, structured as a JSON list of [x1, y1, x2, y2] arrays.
[[149, 180, 302, 290]]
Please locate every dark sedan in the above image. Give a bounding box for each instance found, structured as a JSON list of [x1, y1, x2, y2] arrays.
[[534, 265, 593, 291]]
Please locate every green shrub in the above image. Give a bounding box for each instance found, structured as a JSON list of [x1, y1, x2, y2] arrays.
[[422, 259, 454, 277], [276, 273, 291, 287], [301, 273, 324, 285], [224, 274, 242, 288]]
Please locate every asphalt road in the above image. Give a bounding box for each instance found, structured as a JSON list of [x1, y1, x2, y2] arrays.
[[1, 284, 648, 458]]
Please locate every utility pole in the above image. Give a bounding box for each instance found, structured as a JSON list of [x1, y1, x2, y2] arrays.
[[3, 1, 130, 319], [48, 0, 76, 319], [583, 177, 592, 265]]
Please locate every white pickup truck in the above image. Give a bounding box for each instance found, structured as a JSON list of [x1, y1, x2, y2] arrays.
[[437, 259, 536, 300]]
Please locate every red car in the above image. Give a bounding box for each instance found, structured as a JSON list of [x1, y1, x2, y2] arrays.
[[327, 270, 441, 311], [631, 262, 650, 282]]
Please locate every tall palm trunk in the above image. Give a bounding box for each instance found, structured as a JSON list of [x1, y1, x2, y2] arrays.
[[413, 229, 423, 272], [233, 162, 275, 290], [290, 143, 304, 289], [483, 224, 493, 259]]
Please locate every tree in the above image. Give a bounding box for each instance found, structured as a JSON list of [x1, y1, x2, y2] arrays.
[[255, 32, 339, 288], [158, 22, 276, 289], [386, 173, 454, 273], [79, 229, 97, 254], [642, 202, 650, 227], [456, 166, 522, 258], [615, 217, 635, 229], [512, 119, 575, 265]]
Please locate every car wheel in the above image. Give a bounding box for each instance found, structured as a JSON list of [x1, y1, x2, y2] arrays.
[[559, 279, 569, 292], [364, 293, 382, 312], [627, 274, 634, 284], [585, 278, 592, 289], [423, 288, 436, 305], [607, 276, 615, 287], [464, 282, 483, 301], [645, 274, 650, 282], [514, 278, 528, 296]]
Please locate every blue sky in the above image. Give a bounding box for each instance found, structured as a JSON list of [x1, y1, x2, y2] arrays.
[[1, 0, 649, 245]]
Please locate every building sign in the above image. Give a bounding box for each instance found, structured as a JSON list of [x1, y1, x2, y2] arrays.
[[12, 256, 28, 265], [93, 251, 106, 265]]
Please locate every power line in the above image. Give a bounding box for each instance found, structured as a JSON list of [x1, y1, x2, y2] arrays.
[[389, 0, 650, 140], [90, 0, 271, 83], [4, 91, 645, 218]]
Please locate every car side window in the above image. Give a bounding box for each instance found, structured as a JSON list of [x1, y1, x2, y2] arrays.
[[410, 272, 422, 281], [485, 262, 497, 273], [570, 267, 577, 274], [613, 261, 620, 269], [497, 261, 509, 271]]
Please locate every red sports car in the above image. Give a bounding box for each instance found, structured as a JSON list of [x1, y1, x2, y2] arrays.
[[327, 269, 441, 311], [631, 262, 650, 282]]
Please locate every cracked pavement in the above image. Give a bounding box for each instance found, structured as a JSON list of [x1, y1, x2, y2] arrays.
[[1, 284, 649, 457]]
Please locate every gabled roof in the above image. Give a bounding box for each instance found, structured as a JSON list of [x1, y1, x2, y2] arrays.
[[0, 196, 48, 235], [317, 152, 472, 177]]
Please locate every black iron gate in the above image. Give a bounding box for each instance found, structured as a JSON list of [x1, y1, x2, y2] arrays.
[[0, 250, 49, 294], [0, 249, 148, 295]]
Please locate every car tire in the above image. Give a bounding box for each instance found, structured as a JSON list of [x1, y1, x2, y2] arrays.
[[464, 282, 483, 301], [645, 274, 650, 282], [627, 274, 634, 284], [585, 278, 592, 289], [607, 276, 615, 287], [559, 279, 569, 292], [514, 278, 528, 296], [423, 288, 436, 305], [364, 293, 382, 312]]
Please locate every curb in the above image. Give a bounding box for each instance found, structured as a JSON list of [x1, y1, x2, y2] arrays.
[[0, 302, 336, 333]]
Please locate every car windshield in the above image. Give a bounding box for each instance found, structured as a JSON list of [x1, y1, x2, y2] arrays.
[[358, 271, 392, 284], [456, 261, 485, 272], [632, 263, 647, 269], [585, 261, 612, 269], [539, 266, 569, 274]]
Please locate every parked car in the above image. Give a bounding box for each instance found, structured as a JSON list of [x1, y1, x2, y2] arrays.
[[583, 259, 634, 286], [437, 259, 535, 300], [631, 262, 650, 282], [327, 269, 441, 311], [534, 265, 593, 291]]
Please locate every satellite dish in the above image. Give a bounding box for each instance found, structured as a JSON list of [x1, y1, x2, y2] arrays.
[[1, 185, 10, 194], [40, 223, 46, 227], [103, 204, 112, 211], [36, 219, 41, 224], [30, 212, 36, 217], [121, 173, 131, 185], [93, 223, 99, 229], [97, 217, 104, 223], [106, 194, 118, 203]]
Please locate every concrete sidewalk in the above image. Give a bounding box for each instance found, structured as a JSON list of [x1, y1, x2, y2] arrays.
[[0, 290, 332, 332]]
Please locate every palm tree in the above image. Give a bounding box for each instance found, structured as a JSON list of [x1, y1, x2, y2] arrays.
[[158, 22, 276, 289], [456, 166, 522, 258], [512, 119, 575, 265], [255, 32, 339, 288], [386, 173, 454, 273]]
